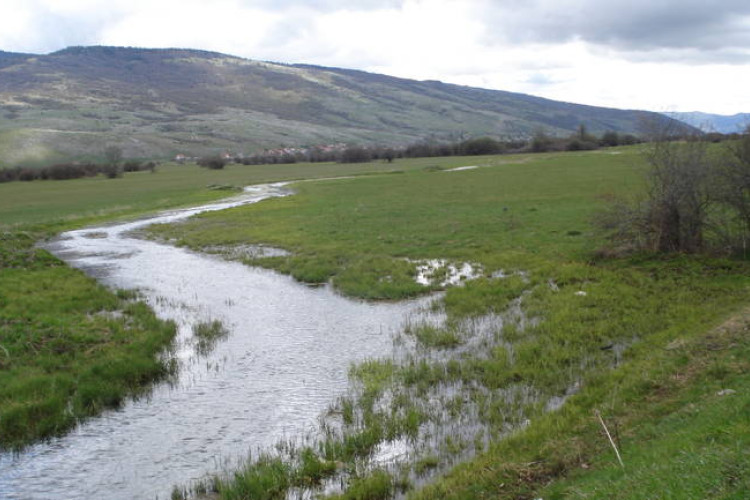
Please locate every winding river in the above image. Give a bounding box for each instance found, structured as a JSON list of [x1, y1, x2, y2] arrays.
[[0, 183, 432, 500]]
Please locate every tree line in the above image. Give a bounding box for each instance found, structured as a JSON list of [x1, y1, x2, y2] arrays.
[[0, 159, 156, 184], [227, 128, 643, 167]]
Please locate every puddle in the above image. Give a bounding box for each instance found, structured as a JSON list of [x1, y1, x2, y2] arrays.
[[412, 259, 483, 287], [444, 166, 479, 172], [202, 244, 291, 259]]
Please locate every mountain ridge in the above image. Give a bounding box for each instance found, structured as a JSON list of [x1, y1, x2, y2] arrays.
[[0, 46, 689, 165], [666, 111, 749, 134]]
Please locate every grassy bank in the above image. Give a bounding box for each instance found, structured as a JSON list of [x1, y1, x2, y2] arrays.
[[143, 148, 750, 499], [0, 232, 177, 449], [0, 159, 480, 227], [412, 305, 750, 500]]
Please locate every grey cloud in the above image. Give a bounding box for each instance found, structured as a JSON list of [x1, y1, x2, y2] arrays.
[[613, 47, 750, 66], [480, 0, 750, 54]]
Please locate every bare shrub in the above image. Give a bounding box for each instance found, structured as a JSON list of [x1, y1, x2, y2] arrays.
[[197, 156, 227, 169], [714, 128, 750, 255], [643, 137, 712, 252], [595, 125, 713, 254], [596, 122, 750, 257]]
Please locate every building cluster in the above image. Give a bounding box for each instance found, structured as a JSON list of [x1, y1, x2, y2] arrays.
[[173, 143, 348, 164]]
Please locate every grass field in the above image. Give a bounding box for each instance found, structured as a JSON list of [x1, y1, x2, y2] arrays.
[[2, 148, 749, 500], [0, 158, 466, 228], [148, 150, 643, 298]]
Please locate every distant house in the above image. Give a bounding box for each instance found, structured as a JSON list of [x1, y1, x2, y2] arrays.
[[174, 154, 188, 164]]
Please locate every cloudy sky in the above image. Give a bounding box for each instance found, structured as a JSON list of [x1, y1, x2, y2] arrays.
[[1, 0, 749, 114]]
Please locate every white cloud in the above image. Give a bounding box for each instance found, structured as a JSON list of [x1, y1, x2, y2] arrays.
[[98, 1, 278, 53], [0, 2, 34, 51]]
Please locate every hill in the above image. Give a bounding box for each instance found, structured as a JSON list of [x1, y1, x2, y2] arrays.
[[668, 111, 750, 134], [0, 46, 685, 165]]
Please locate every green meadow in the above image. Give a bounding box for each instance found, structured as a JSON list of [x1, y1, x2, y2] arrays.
[[1, 148, 749, 500], [148, 150, 643, 298], [0, 158, 458, 228]]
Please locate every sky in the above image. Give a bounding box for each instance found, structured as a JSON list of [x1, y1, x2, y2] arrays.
[[1, 0, 749, 115]]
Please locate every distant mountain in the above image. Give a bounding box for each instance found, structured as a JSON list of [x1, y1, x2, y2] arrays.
[[0, 46, 690, 165], [667, 112, 750, 134]]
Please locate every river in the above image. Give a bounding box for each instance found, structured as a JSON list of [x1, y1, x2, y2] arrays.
[[0, 183, 432, 500]]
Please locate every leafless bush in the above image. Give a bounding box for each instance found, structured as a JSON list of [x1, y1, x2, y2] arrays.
[[714, 127, 750, 255], [596, 124, 750, 257], [197, 156, 227, 169], [643, 137, 712, 252], [595, 122, 713, 254]]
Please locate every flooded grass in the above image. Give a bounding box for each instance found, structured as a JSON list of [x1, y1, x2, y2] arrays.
[[173, 284, 526, 499], [192, 319, 229, 356], [407, 324, 461, 349], [179, 276, 559, 498]]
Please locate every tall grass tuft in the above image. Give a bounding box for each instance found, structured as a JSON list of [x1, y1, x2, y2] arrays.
[[193, 319, 229, 355]]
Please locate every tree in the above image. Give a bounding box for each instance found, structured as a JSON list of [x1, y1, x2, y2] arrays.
[[103, 145, 123, 178], [531, 128, 553, 153], [382, 148, 396, 163], [459, 137, 504, 156], [576, 123, 591, 141], [643, 137, 712, 252], [601, 131, 620, 147], [566, 124, 599, 151], [339, 146, 372, 163]]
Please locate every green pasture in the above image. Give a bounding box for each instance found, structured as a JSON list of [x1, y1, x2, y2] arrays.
[[0, 232, 176, 448], [147, 149, 643, 298], [0, 156, 504, 229]]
